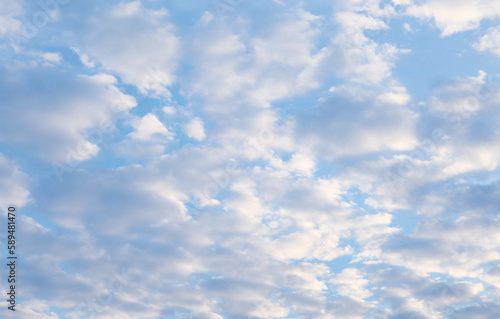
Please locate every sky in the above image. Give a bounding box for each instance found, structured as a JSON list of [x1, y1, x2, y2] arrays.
[[1, 0, 500, 318]]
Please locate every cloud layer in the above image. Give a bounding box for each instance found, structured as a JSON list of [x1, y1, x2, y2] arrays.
[[0, 0, 500, 318]]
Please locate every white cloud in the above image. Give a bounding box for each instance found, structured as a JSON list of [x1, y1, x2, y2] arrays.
[[41, 52, 61, 64], [184, 117, 206, 141], [287, 152, 316, 177], [403, 0, 500, 36], [329, 5, 410, 86], [0, 62, 136, 162], [0, 0, 23, 37], [474, 26, 500, 55], [5, 299, 59, 319], [129, 113, 171, 141], [423, 71, 500, 177], [115, 113, 173, 159], [382, 213, 500, 277], [0, 154, 30, 208], [296, 85, 418, 158], [330, 268, 372, 300], [71, 47, 95, 67], [3, 1, 500, 317], [162, 106, 176, 115], [76, 1, 180, 96], [252, 8, 321, 68], [186, 6, 324, 112]]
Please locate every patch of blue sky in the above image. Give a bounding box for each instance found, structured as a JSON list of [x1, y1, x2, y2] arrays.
[[19, 206, 59, 235], [389, 209, 423, 235], [326, 254, 357, 274], [342, 187, 377, 211], [377, 18, 500, 101], [340, 185, 423, 234]]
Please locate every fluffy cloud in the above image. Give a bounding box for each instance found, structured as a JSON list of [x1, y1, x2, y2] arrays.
[[3, 0, 500, 318], [128, 113, 171, 141], [296, 85, 417, 159], [72, 1, 180, 96], [0, 62, 135, 163], [114, 112, 174, 159], [402, 0, 500, 36], [0, 0, 23, 37], [330, 268, 372, 300], [185, 6, 324, 112], [184, 117, 206, 141], [0, 154, 30, 208], [474, 26, 500, 56]]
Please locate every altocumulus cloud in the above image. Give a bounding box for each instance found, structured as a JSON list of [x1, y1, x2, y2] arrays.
[[1, 0, 500, 318]]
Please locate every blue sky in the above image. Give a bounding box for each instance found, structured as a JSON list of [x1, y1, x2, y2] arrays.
[[2, 0, 500, 318]]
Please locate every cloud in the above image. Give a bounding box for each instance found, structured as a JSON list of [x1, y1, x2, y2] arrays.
[[114, 112, 174, 159], [474, 26, 500, 55], [382, 214, 500, 277], [185, 5, 324, 113], [74, 1, 180, 96], [184, 117, 207, 141], [0, 154, 30, 208], [401, 0, 500, 36], [0, 0, 23, 37], [128, 113, 171, 142], [71, 47, 95, 68], [420, 71, 500, 177], [330, 268, 372, 300], [3, 0, 500, 317], [38, 52, 62, 64], [0, 62, 136, 163], [450, 303, 500, 319], [329, 4, 410, 86], [296, 85, 418, 159]]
